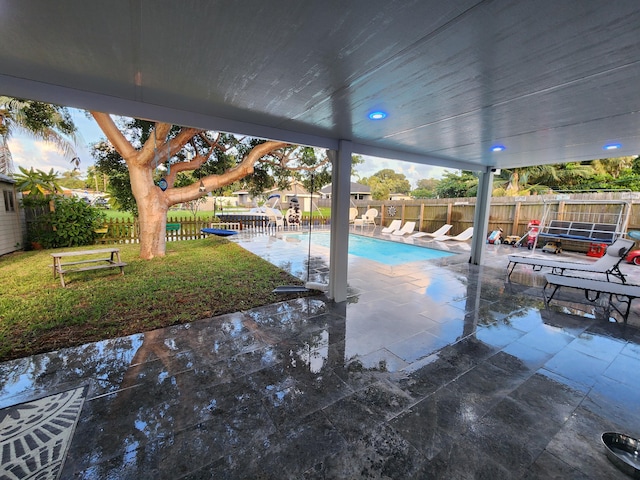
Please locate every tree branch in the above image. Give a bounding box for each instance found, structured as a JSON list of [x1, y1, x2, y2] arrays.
[[169, 127, 203, 156], [164, 153, 208, 187], [165, 141, 289, 204], [139, 124, 204, 168], [91, 112, 138, 161], [198, 132, 224, 150], [259, 154, 331, 171]]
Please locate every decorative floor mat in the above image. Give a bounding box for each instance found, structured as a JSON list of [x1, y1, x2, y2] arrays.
[[0, 386, 87, 480]]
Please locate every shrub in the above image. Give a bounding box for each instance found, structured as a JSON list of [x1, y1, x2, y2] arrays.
[[27, 196, 106, 248]]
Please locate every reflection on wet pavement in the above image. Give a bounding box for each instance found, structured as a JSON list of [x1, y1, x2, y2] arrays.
[[1, 231, 639, 478]]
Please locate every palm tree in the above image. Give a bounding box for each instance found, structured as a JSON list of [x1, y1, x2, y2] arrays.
[[0, 97, 78, 175], [496, 166, 551, 195], [496, 163, 596, 195], [532, 163, 595, 190], [591, 156, 636, 179]]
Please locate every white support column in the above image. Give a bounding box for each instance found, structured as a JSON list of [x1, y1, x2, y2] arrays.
[[469, 166, 494, 265], [328, 140, 352, 302]]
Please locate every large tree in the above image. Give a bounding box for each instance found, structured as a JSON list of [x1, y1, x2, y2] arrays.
[[412, 178, 439, 198], [435, 171, 479, 198], [91, 112, 328, 259], [361, 168, 411, 200]]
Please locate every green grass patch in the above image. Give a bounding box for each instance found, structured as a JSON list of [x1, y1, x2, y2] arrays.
[[0, 238, 309, 362]]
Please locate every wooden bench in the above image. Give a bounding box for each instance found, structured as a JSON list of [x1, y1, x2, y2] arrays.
[[51, 248, 127, 287], [543, 273, 640, 323]]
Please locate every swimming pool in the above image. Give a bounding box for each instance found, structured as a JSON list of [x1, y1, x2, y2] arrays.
[[284, 232, 455, 266]]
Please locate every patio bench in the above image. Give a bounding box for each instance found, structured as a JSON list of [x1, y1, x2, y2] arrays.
[[51, 248, 127, 287]]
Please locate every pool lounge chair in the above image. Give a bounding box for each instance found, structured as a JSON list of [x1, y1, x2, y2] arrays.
[[411, 224, 452, 239], [265, 207, 285, 230], [432, 227, 474, 242], [381, 219, 402, 234], [392, 221, 417, 236], [507, 237, 635, 282], [543, 273, 640, 323]]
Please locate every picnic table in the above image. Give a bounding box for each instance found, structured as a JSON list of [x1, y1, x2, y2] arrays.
[[51, 248, 127, 287]]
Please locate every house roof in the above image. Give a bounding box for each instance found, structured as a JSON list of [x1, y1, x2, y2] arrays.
[[0, 174, 16, 184], [320, 182, 371, 195], [265, 180, 310, 197], [1, 2, 639, 172]]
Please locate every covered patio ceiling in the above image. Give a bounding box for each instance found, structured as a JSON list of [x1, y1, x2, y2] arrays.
[[1, 0, 639, 171]]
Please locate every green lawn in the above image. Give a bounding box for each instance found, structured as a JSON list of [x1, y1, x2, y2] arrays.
[[0, 238, 309, 362]]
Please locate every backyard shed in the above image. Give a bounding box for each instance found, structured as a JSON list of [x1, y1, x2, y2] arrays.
[[0, 174, 23, 256]]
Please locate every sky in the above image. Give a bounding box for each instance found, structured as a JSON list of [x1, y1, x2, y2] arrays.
[[9, 108, 449, 188]]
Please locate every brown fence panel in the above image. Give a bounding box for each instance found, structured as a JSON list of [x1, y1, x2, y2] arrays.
[[488, 203, 513, 235], [450, 203, 475, 235], [513, 203, 545, 236], [102, 218, 138, 244], [166, 217, 211, 241], [418, 204, 449, 233]]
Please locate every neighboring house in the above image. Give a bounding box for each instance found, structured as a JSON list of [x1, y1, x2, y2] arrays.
[[319, 182, 372, 202], [264, 181, 317, 212], [235, 181, 320, 212], [389, 193, 413, 201], [0, 174, 24, 255], [232, 189, 252, 207]]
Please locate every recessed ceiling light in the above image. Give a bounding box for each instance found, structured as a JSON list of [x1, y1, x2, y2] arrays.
[[490, 145, 506, 152], [603, 143, 621, 150], [368, 111, 387, 120]]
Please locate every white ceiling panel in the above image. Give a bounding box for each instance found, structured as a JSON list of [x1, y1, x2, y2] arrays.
[[1, 0, 639, 171]]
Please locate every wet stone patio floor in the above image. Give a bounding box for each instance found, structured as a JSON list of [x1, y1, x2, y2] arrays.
[[1, 230, 640, 478]]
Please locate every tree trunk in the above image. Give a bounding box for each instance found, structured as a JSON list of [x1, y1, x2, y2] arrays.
[[130, 163, 168, 259]]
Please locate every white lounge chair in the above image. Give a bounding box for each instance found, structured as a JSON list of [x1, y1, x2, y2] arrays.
[[381, 219, 402, 234], [265, 207, 285, 230], [543, 273, 640, 323], [507, 237, 635, 283], [432, 227, 473, 242], [411, 224, 452, 239], [392, 221, 416, 236]]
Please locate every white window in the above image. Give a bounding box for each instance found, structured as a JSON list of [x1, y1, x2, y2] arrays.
[[3, 190, 15, 212]]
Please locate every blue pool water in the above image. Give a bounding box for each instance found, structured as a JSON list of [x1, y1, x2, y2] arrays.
[[285, 232, 454, 265]]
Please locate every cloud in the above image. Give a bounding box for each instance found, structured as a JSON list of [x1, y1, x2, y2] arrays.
[[355, 155, 449, 188], [9, 137, 72, 172], [7, 108, 102, 175]]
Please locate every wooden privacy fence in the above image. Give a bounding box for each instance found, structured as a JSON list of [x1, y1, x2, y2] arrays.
[[352, 192, 640, 251]]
